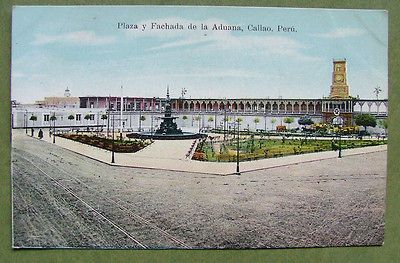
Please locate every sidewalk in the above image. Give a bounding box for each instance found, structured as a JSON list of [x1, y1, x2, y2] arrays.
[[16, 129, 387, 175]]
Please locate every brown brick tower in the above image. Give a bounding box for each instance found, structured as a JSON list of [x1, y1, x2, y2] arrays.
[[329, 59, 350, 99]]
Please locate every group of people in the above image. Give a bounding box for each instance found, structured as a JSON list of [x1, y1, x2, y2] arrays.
[[30, 128, 43, 139]]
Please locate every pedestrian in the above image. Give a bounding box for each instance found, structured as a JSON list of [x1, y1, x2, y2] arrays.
[[31, 128, 34, 137], [38, 129, 43, 139]]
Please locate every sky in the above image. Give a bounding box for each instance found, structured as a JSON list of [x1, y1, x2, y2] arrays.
[[11, 6, 388, 103]]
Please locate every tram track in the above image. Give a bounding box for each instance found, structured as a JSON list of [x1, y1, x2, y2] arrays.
[[13, 150, 191, 249]]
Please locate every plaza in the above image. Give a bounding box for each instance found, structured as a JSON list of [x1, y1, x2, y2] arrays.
[[12, 131, 386, 248]]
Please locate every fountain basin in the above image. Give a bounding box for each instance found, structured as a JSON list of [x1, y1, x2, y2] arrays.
[[126, 132, 207, 140]]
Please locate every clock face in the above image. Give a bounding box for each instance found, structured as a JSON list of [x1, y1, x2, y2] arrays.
[[335, 74, 343, 82]]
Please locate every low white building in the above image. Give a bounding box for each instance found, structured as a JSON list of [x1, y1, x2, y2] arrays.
[[12, 105, 108, 129]]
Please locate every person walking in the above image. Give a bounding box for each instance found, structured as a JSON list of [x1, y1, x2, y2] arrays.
[[38, 129, 43, 139]]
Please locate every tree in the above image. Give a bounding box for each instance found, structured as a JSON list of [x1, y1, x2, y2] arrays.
[[84, 114, 91, 130], [84, 114, 91, 121], [207, 116, 214, 128], [68, 114, 74, 130], [253, 117, 260, 131], [270, 118, 277, 130], [50, 115, 57, 122], [298, 115, 314, 126], [101, 114, 108, 126], [236, 117, 243, 123], [29, 115, 37, 127], [283, 117, 294, 129], [354, 114, 377, 132], [139, 115, 146, 131], [378, 118, 388, 135]]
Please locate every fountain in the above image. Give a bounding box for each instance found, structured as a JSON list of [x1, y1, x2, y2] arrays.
[[127, 88, 206, 140]]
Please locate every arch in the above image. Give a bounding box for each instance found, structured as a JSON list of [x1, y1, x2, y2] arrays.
[[279, 102, 285, 112], [259, 102, 264, 112], [315, 102, 321, 113], [300, 102, 307, 112], [252, 102, 258, 112], [226, 101, 231, 111], [232, 102, 238, 111], [183, 101, 189, 110], [272, 102, 278, 112], [201, 101, 206, 111], [286, 102, 292, 113], [207, 101, 213, 111], [239, 102, 244, 111], [308, 102, 314, 112], [212, 101, 218, 111], [293, 102, 300, 113], [195, 101, 200, 111], [266, 102, 271, 111], [189, 101, 194, 111], [245, 102, 251, 111]]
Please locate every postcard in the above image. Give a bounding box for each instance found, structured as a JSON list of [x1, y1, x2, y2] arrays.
[[11, 5, 388, 249]]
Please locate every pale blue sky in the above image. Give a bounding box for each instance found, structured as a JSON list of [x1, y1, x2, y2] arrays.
[[11, 6, 388, 103]]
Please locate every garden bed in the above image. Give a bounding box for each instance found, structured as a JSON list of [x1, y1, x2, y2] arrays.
[[192, 137, 387, 162], [57, 134, 152, 153]]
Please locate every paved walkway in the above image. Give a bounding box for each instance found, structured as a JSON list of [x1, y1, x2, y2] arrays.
[[14, 129, 387, 175]]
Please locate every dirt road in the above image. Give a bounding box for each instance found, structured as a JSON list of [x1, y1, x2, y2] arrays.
[[12, 134, 386, 249]]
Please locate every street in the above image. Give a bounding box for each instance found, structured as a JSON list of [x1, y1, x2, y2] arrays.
[[12, 133, 386, 249]]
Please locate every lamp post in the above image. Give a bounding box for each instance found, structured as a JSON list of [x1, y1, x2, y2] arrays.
[[111, 112, 115, 163], [151, 113, 154, 135], [51, 113, 56, 144], [332, 108, 343, 158], [96, 111, 100, 136], [223, 108, 227, 141], [236, 121, 240, 175], [24, 110, 27, 134], [107, 95, 111, 138]]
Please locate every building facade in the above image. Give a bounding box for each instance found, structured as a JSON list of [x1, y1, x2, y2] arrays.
[[11, 60, 388, 130]]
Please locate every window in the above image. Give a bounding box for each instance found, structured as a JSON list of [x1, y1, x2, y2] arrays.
[[76, 114, 81, 121], [44, 114, 50, 122], [89, 114, 95, 121]]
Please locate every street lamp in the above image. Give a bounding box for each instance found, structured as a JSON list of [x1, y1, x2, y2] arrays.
[[151, 113, 154, 135], [24, 110, 27, 134], [111, 112, 115, 163], [236, 121, 240, 175], [50, 113, 56, 143], [107, 96, 111, 138], [223, 108, 227, 141], [332, 108, 343, 158]]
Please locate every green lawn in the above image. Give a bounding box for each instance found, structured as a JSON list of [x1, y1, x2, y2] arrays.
[[193, 137, 387, 162]]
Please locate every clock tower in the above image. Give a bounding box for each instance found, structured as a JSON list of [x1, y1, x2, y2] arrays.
[[329, 59, 350, 99]]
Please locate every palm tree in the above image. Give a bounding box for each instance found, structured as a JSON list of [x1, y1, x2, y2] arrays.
[[253, 117, 260, 131], [68, 114, 75, 131], [84, 114, 91, 131], [270, 118, 277, 130], [29, 115, 37, 128], [50, 115, 57, 137]]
